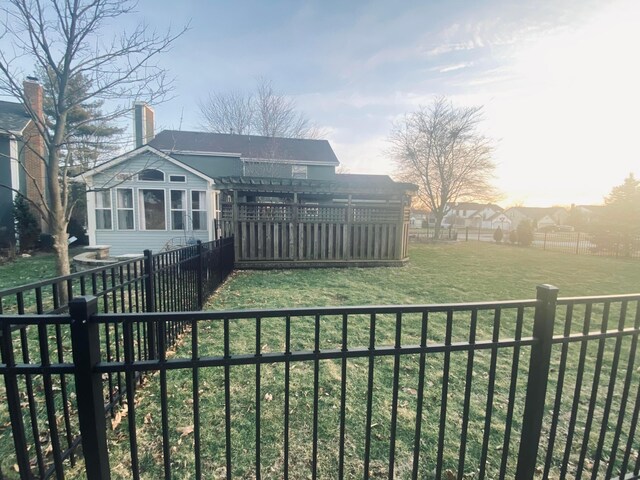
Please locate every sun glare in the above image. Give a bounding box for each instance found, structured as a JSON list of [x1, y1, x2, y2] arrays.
[[493, 0, 640, 206]]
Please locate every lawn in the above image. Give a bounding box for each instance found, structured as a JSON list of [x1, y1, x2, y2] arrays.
[[96, 242, 640, 480], [0, 251, 59, 291], [3, 242, 640, 479], [208, 241, 640, 309]]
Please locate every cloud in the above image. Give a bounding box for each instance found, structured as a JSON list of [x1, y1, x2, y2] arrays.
[[435, 62, 473, 73]]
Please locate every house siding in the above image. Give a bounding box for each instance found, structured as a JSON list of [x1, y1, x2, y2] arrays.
[[243, 161, 335, 180], [171, 153, 242, 178], [90, 151, 213, 256], [0, 137, 14, 238]]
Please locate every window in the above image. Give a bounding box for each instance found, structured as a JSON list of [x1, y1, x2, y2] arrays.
[[292, 165, 307, 179], [170, 190, 186, 230], [138, 169, 164, 181], [191, 191, 207, 230], [116, 189, 134, 230], [140, 189, 166, 230], [169, 174, 186, 182], [95, 190, 112, 229]]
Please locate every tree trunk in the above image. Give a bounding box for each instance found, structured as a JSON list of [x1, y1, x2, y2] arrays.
[[52, 221, 70, 306], [433, 215, 443, 240], [52, 223, 71, 277]]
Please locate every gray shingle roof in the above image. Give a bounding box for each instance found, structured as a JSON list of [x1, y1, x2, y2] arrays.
[[0, 100, 31, 134], [149, 130, 340, 165]]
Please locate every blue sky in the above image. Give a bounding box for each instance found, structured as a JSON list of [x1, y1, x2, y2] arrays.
[[4, 0, 640, 206]]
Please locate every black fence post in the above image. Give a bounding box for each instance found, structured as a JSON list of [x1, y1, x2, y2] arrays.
[[197, 240, 204, 309], [0, 324, 31, 479], [515, 284, 559, 479], [143, 249, 157, 360], [69, 296, 111, 480]]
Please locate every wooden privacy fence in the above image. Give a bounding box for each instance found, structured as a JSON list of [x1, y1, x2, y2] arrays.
[[221, 202, 411, 267]]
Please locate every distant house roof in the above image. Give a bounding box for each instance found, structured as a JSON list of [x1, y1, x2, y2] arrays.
[[149, 130, 340, 165], [453, 202, 503, 211], [0, 100, 31, 135]]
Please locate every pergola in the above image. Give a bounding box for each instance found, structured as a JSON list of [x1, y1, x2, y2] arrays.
[[215, 175, 417, 268]]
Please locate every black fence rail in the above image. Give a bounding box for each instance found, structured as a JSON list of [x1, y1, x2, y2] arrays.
[[1, 286, 639, 479], [0, 237, 235, 316], [0, 237, 234, 479], [533, 231, 640, 259]]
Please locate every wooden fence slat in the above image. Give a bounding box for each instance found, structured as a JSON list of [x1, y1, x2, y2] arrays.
[[327, 223, 335, 260]]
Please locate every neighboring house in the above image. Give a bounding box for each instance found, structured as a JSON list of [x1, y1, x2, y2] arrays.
[[487, 211, 512, 231], [569, 204, 606, 228], [504, 206, 569, 230], [77, 106, 416, 258], [0, 79, 48, 245], [409, 209, 429, 227], [439, 202, 505, 229]]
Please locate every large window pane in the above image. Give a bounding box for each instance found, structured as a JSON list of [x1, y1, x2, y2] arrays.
[[141, 189, 165, 230], [95, 190, 112, 229], [171, 190, 186, 230], [192, 191, 207, 231], [117, 189, 134, 230]]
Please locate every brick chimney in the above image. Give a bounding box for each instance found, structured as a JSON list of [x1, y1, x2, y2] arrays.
[[133, 102, 155, 148], [23, 77, 44, 122], [22, 77, 48, 231]]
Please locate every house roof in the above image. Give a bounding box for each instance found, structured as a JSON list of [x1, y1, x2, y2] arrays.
[[149, 130, 340, 165], [453, 202, 503, 211], [0, 100, 31, 135], [334, 173, 397, 187]]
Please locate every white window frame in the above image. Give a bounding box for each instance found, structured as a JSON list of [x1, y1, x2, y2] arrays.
[[169, 174, 186, 183], [137, 168, 165, 182], [191, 189, 207, 231], [95, 190, 113, 230], [170, 189, 187, 231], [138, 188, 167, 231], [292, 165, 307, 179], [116, 188, 135, 230]]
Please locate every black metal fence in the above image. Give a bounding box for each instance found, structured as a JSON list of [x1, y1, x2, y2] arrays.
[[532, 231, 640, 259], [2, 285, 639, 479], [412, 226, 640, 260], [0, 237, 234, 479], [0, 237, 235, 316]]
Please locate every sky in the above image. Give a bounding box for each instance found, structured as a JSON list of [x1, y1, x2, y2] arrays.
[[3, 0, 640, 207]]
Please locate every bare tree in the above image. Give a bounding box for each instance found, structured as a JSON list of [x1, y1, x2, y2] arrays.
[[199, 90, 254, 135], [0, 0, 186, 277], [389, 97, 497, 239], [199, 78, 323, 139]]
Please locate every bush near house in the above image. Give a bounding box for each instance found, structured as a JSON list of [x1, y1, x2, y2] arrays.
[[13, 195, 41, 251], [516, 220, 534, 246]]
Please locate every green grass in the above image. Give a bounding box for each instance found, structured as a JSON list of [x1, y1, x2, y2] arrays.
[[0, 251, 59, 291], [208, 241, 640, 309], [4, 242, 640, 479]]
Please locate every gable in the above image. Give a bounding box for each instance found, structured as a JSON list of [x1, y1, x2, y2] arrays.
[[76, 145, 215, 185], [88, 150, 212, 189]]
